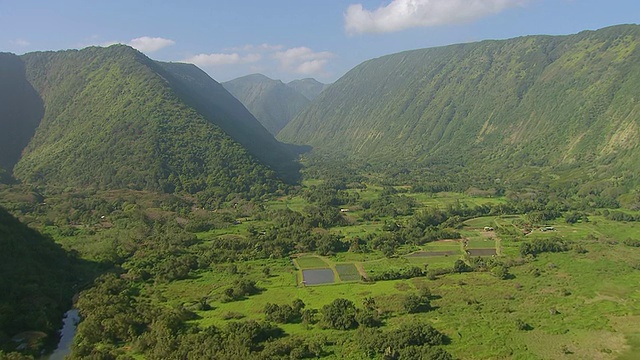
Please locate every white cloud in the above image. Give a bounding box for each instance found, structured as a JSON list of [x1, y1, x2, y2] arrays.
[[127, 36, 175, 52], [273, 47, 334, 75], [295, 60, 330, 75], [10, 38, 30, 47], [184, 44, 334, 80], [185, 52, 262, 67], [345, 0, 526, 34]]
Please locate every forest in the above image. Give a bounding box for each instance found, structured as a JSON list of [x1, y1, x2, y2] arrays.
[[2, 156, 640, 359]]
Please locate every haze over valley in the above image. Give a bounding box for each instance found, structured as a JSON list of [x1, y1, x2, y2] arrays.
[[1, 1, 640, 359]]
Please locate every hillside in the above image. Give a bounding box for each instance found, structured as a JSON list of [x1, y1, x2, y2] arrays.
[[279, 25, 640, 183], [286, 78, 328, 101], [223, 73, 310, 135], [156, 64, 301, 177], [0, 206, 78, 354], [10, 46, 298, 202], [0, 53, 43, 176]]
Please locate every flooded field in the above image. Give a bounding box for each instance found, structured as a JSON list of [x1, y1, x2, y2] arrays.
[[302, 268, 335, 285]]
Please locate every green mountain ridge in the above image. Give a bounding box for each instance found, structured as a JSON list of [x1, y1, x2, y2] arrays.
[[279, 24, 640, 184], [3, 45, 298, 203], [222, 73, 311, 135], [156, 64, 301, 177], [286, 77, 329, 101]]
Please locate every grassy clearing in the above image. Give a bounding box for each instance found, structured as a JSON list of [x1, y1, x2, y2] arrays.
[[404, 254, 458, 269], [263, 196, 311, 213], [466, 237, 497, 249], [152, 192, 640, 359], [330, 222, 381, 238], [295, 255, 330, 269], [422, 240, 462, 251], [361, 257, 411, 275], [156, 233, 640, 359]]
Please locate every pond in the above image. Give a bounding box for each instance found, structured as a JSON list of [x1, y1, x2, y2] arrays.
[[41, 309, 79, 360], [302, 268, 335, 285]]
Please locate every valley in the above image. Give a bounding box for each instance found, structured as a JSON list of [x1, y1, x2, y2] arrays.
[[1, 23, 640, 360], [2, 174, 640, 359]]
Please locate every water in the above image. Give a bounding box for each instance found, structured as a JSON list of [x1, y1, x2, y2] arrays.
[[302, 268, 335, 285], [42, 309, 80, 360]]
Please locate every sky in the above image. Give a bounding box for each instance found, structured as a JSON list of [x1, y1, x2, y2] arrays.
[[1, 0, 639, 83]]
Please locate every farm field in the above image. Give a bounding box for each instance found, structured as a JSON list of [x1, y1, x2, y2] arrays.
[[155, 233, 640, 359], [169, 192, 640, 359], [39, 184, 637, 359], [335, 263, 360, 281]]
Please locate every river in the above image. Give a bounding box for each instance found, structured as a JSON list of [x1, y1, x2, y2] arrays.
[[41, 309, 80, 360]]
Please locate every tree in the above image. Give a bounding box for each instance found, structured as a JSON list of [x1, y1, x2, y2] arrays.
[[453, 259, 471, 273], [515, 319, 532, 331], [491, 265, 510, 280], [564, 211, 580, 224], [403, 291, 431, 314], [292, 299, 305, 312], [355, 309, 381, 328], [362, 297, 377, 311], [262, 266, 271, 277], [321, 298, 358, 330]]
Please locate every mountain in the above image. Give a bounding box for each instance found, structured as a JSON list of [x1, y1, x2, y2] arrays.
[[5, 45, 298, 201], [223, 74, 310, 135], [0, 53, 43, 176], [286, 78, 328, 101], [0, 206, 78, 353], [155, 64, 300, 176], [279, 25, 640, 180]]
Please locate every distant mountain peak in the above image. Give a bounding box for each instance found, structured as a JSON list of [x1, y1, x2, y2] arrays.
[[223, 75, 311, 135], [234, 73, 278, 83], [286, 78, 329, 101]]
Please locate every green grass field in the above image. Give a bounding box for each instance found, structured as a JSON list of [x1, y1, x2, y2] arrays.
[[148, 192, 640, 359], [154, 233, 640, 359], [295, 255, 330, 269]]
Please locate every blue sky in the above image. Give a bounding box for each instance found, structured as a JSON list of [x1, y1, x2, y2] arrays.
[[1, 0, 639, 83]]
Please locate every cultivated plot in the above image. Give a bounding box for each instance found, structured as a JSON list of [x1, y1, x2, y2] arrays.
[[335, 263, 361, 281]]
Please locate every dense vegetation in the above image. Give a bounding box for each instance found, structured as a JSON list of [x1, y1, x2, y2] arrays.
[[0, 206, 82, 356], [11, 46, 297, 206], [280, 24, 640, 191], [157, 63, 302, 178], [2, 161, 640, 358], [223, 74, 311, 135]]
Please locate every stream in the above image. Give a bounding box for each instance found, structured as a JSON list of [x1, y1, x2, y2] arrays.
[[41, 309, 80, 360]]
